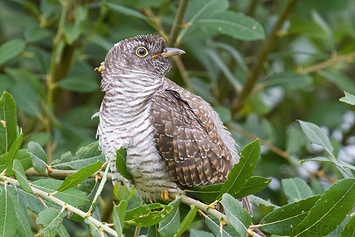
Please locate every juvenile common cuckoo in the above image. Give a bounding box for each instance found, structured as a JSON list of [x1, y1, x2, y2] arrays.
[[96, 35, 251, 213]]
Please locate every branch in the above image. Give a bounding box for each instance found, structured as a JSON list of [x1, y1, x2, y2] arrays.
[[297, 51, 355, 74], [173, 194, 263, 237], [25, 167, 112, 180], [169, 0, 190, 46], [227, 122, 290, 160], [0, 175, 118, 237], [233, 0, 300, 113]]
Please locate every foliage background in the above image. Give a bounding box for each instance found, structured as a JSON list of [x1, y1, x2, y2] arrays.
[[1, 0, 355, 236]]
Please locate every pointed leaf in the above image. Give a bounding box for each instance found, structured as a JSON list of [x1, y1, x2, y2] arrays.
[[27, 141, 47, 175], [301, 156, 355, 171], [89, 159, 110, 211], [0, 39, 26, 66], [219, 139, 260, 199], [104, 3, 148, 20], [57, 161, 102, 192], [32, 179, 87, 207], [282, 177, 313, 203], [291, 178, 355, 237], [340, 91, 355, 105], [298, 120, 333, 155], [116, 147, 133, 180], [125, 203, 172, 227], [13, 196, 32, 237], [114, 182, 136, 201], [175, 205, 198, 237], [195, 11, 265, 40], [0, 91, 18, 155], [221, 193, 251, 237], [113, 200, 128, 236], [0, 188, 16, 237], [234, 176, 271, 199], [4, 133, 23, 175], [159, 197, 181, 237], [259, 195, 320, 235], [13, 159, 32, 193]]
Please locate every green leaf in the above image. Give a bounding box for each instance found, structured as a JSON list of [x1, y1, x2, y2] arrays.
[[0, 91, 18, 155], [205, 215, 240, 237], [57, 161, 102, 192], [13, 159, 32, 193], [104, 3, 148, 20], [27, 141, 47, 175], [159, 197, 181, 237], [0, 188, 16, 237], [89, 159, 110, 211], [298, 120, 333, 156], [259, 195, 320, 235], [195, 11, 265, 40], [3, 133, 23, 175], [291, 178, 355, 237], [125, 203, 172, 227], [36, 208, 67, 237], [13, 196, 32, 237], [234, 176, 271, 199], [340, 91, 355, 105], [113, 200, 128, 236], [114, 182, 136, 201], [63, 23, 85, 45], [187, 183, 222, 203], [190, 229, 215, 237], [24, 25, 51, 42], [175, 205, 198, 237], [301, 157, 355, 171], [320, 71, 355, 95], [32, 179, 87, 207], [282, 177, 313, 203], [57, 73, 99, 92], [221, 193, 251, 237], [0, 39, 26, 66], [311, 10, 335, 52], [219, 139, 260, 199], [116, 147, 133, 180], [148, 225, 159, 237], [251, 195, 279, 209], [263, 71, 312, 90], [339, 215, 355, 237], [185, 0, 228, 23]]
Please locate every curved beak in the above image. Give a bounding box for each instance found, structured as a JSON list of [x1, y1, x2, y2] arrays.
[[152, 48, 186, 59]]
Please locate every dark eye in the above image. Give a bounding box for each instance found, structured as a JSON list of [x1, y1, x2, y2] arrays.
[[136, 47, 148, 57]]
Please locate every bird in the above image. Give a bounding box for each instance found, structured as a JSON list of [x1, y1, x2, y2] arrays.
[[96, 35, 251, 213]]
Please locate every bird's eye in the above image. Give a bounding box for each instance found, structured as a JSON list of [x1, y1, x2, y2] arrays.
[[135, 47, 148, 57]]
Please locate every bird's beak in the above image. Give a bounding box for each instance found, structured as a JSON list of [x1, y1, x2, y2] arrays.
[[152, 48, 186, 59]]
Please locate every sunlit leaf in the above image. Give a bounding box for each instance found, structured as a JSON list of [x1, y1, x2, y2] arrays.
[[340, 91, 355, 105]]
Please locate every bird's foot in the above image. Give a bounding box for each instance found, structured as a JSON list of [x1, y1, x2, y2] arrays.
[[161, 190, 174, 201]]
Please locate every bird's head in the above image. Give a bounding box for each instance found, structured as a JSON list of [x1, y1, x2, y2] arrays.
[[100, 35, 185, 91]]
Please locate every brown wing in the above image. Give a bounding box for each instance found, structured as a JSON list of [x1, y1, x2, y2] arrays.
[[150, 89, 233, 188]]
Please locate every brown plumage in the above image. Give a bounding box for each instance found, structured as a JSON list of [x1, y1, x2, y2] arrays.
[[96, 35, 251, 214]]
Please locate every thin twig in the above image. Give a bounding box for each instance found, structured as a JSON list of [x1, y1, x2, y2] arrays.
[[227, 123, 290, 160], [169, 0, 190, 46], [172, 194, 263, 237], [0, 175, 118, 237], [233, 0, 300, 113], [297, 51, 355, 74]]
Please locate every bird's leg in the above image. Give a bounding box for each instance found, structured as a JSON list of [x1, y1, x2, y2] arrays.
[[161, 190, 174, 201]]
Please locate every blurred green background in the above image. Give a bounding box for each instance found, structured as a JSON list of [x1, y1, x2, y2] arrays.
[[1, 0, 355, 235]]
